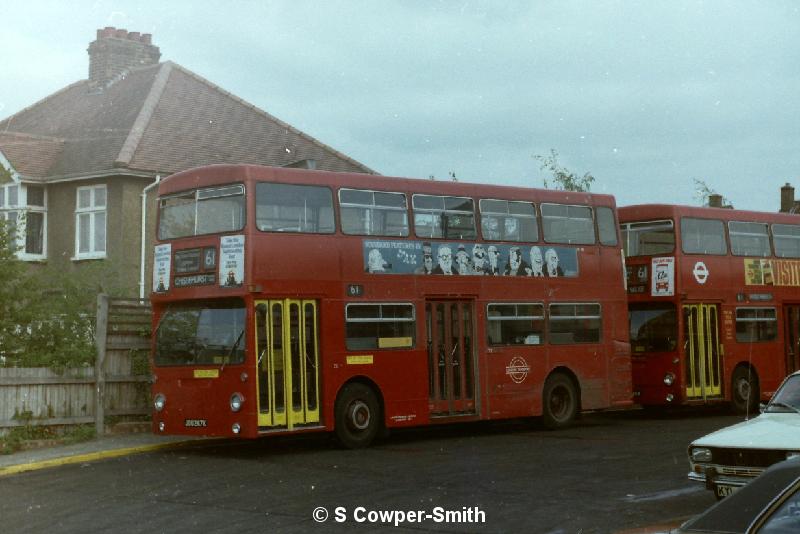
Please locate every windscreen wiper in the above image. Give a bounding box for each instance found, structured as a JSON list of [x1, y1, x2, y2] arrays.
[[222, 329, 245, 372]]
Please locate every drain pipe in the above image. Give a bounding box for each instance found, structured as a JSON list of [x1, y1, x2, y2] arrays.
[[139, 174, 161, 300]]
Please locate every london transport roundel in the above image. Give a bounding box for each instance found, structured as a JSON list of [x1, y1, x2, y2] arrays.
[[693, 261, 709, 284]]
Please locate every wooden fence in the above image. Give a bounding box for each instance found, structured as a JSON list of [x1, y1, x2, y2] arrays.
[[0, 295, 152, 436]]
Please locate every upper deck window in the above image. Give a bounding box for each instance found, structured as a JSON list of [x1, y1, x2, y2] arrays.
[[772, 224, 800, 258], [479, 199, 537, 242], [541, 203, 595, 244], [339, 189, 409, 237], [681, 217, 727, 255], [596, 207, 618, 246], [729, 221, 771, 257], [621, 220, 674, 257], [256, 183, 334, 234], [412, 194, 475, 240], [159, 184, 245, 240]]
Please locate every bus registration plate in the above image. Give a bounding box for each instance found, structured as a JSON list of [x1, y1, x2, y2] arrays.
[[184, 419, 207, 428], [715, 484, 737, 499]]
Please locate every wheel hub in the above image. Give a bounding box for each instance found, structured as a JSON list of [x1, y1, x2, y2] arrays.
[[348, 400, 371, 430]]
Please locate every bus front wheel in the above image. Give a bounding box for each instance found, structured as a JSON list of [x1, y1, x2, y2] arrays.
[[335, 383, 381, 449], [542, 373, 579, 430], [731, 367, 759, 415]]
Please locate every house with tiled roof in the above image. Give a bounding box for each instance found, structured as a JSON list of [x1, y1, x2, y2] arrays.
[[0, 27, 374, 296]]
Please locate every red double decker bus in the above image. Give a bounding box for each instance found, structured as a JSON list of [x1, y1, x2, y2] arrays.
[[150, 164, 632, 447], [620, 204, 800, 413]]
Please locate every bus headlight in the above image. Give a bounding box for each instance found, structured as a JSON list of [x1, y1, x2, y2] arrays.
[[691, 447, 712, 463], [664, 373, 676, 386], [153, 393, 166, 412], [230, 392, 244, 412]]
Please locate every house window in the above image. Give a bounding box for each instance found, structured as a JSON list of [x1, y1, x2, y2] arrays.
[[75, 185, 106, 259], [0, 183, 46, 259]]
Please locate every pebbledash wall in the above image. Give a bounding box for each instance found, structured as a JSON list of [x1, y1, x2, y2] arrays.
[[0, 296, 152, 436]]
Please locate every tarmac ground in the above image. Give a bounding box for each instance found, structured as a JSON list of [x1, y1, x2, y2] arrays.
[[0, 424, 693, 533]]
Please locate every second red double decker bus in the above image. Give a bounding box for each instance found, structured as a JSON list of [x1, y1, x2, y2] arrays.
[[150, 164, 632, 447], [621, 204, 800, 413]]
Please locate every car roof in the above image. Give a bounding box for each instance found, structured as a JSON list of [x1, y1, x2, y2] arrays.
[[679, 458, 800, 533]]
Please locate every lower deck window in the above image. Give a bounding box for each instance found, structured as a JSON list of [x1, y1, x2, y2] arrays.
[[346, 303, 415, 350], [549, 303, 602, 344], [487, 303, 544, 345], [736, 307, 777, 342]]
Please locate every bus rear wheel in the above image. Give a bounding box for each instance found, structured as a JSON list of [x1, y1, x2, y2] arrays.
[[335, 383, 381, 449], [731, 367, 759, 415], [542, 373, 579, 430]]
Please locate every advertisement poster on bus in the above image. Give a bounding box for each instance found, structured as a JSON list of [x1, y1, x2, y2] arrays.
[[153, 243, 171, 292], [219, 235, 245, 287], [650, 257, 674, 296], [744, 258, 800, 286], [362, 239, 578, 277]]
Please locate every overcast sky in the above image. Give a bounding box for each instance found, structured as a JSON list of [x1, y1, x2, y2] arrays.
[[2, 1, 799, 211]]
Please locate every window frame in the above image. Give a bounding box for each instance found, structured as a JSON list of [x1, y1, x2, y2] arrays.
[[595, 206, 618, 246], [255, 182, 334, 234], [1, 183, 47, 261], [728, 220, 771, 257], [479, 198, 539, 242], [541, 203, 596, 245], [735, 307, 777, 343], [621, 219, 675, 257], [772, 223, 800, 258], [412, 194, 476, 240], [548, 302, 602, 345], [344, 302, 416, 350], [338, 188, 409, 237], [74, 184, 107, 260], [680, 217, 727, 255], [486, 302, 545, 346]]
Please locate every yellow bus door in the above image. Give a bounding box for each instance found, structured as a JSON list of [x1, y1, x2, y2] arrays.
[[683, 304, 722, 400], [255, 300, 320, 429]]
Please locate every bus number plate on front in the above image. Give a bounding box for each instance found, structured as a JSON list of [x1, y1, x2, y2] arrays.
[[184, 419, 207, 428]]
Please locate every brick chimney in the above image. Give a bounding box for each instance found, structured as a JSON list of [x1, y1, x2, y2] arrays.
[[87, 27, 160, 90], [781, 183, 795, 213]]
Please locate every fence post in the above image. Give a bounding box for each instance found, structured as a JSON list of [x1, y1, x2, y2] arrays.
[[95, 293, 109, 436]]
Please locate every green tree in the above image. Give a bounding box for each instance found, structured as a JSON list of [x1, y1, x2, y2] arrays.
[[0, 219, 31, 363], [693, 178, 733, 208], [0, 219, 126, 369], [535, 149, 595, 192]]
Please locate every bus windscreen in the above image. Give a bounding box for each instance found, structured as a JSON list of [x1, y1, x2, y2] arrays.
[[155, 299, 246, 366]]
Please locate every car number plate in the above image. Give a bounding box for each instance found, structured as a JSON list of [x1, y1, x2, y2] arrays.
[[715, 484, 737, 498]]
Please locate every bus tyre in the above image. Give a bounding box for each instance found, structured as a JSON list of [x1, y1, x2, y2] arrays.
[[335, 383, 380, 449], [731, 367, 759, 415], [542, 373, 579, 430]]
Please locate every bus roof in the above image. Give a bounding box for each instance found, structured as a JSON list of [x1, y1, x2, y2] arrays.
[[619, 203, 800, 224], [157, 164, 617, 207]]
